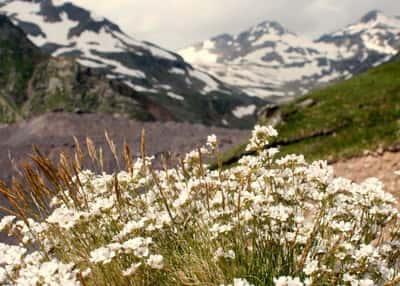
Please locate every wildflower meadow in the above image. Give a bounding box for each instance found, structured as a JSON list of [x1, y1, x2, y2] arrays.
[[0, 126, 400, 285]]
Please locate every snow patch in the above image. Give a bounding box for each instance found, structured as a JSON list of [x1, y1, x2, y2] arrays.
[[189, 69, 220, 94], [203, 40, 215, 50], [232, 105, 257, 118], [123, 81, 158, 93], [167, 92, 184, 101], [77, 58, 108, 69], [179, 46, 219, 65], [169, 67, 185, 75], [1, 1, 79, 46], [157, 84, 172, 90]]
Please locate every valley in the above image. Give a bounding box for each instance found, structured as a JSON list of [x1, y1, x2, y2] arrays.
[[0, 1, 400, 285]]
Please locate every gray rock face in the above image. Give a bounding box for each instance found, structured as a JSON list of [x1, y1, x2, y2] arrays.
[[0, 0, 266, 128], [360, 10, 382, 23], [0, 15, 45, 122], [23, 58, 165, 122]]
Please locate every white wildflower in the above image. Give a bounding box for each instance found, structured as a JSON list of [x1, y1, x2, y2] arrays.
[[207, 134, 218, 150], [331, 221, 353, 232], [146, 254, 164, 269], [0, 267, 8, 284], [246, 125, 278, 151], [123, 237, 152, 258], [233, 278, 254, 286], [115, 219, 147, 240], [359, 279, 374, 286], [173, 188, 190, 208], [303, 259, 319, 275], [0, 215, 16, 232], [46, 207, 82, 229], [214, 247, 236, 261], [81, 267, 92, 278], [122, 262, 142, 276], [354, 244, 375, 261], [0, 243, 27, 266], [90, 246, 116, 264]]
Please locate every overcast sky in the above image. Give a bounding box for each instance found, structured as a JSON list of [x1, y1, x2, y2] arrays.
[[63, 0, 400, 51]]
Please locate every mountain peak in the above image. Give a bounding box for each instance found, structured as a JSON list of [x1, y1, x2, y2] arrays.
[[360, 9, 384, 23], [249, 20, 288, 36], [0, 0, 263, 128], [181, 9, 400, 100], [0, 0, 123, 31]]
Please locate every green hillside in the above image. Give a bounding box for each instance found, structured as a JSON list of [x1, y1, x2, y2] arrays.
[[221, 57, 400, 165]]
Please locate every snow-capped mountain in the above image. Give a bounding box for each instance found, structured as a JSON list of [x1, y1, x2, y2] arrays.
[[0, 0, 264, 127], [317, 10, 400, 73], [179, 10, 400, 100]]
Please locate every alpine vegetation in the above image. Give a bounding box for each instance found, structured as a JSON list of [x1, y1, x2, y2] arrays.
[[0, 126, 400, 285]]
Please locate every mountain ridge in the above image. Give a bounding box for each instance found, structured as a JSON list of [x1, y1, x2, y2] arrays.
[[179, 10, 400, 100], [0, 0, 265, 127], [0, 14, 173, 123]]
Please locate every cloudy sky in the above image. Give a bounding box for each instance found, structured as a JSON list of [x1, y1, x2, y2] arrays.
[[64, 0, 400, 51]]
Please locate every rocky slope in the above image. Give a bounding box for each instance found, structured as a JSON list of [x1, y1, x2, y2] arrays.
[[0, 0, 264, 127], [179, 10, 400, 101], [0, 15, 164, 123], [0, 14, 45, 122]]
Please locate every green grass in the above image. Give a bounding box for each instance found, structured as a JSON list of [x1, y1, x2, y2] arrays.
[[220, 58, 400, 165]]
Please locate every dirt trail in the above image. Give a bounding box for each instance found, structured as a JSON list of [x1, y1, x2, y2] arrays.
[[332, 151, 400, 208]]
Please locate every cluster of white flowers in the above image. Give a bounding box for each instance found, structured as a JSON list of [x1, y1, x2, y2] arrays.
[[0, 124, 399, 285], [0, 243, 80, 285], [214, 247, 236, 261], [246, 124, 278, 151]]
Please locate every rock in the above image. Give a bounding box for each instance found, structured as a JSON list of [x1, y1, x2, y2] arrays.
[[257, 104, 283, 127], [297, 98, 315, 109]]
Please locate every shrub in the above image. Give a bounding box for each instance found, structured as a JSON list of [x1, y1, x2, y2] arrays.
[[0, 126, 399, 285]]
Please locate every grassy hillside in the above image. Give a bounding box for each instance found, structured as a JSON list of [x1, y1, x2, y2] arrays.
[[221, 57, 400, 165]]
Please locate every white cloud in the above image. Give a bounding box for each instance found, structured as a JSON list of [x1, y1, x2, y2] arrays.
[[59, 0, 400, 50]]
